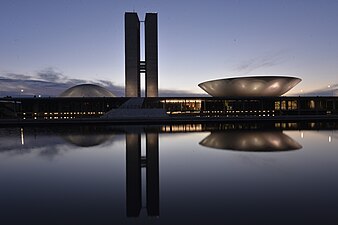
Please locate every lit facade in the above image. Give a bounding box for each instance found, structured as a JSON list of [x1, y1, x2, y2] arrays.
[[1, 96, 337, 120], [198, 76, 301, 97]]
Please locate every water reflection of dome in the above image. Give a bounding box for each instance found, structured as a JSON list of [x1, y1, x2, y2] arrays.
[[59, 84, 115, 97], [199, 131, 302, 152], [63, 134, 114, 147], [198, 76, 301, 97], [60, 126, 115, 147]]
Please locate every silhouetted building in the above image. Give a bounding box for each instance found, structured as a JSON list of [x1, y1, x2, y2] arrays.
[[125, 12, 141, 97], [126, 133, 160, 217], [1, 96, 338, 120], [126, 133, 142, 217], [125, 12, 158, 97], [145, 13, 158, 97]]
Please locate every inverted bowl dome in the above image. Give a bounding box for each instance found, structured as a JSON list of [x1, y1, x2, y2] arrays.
[[199, 131, 302, 152], [59, 84, 115, 97], [198, 76, 301, 97]]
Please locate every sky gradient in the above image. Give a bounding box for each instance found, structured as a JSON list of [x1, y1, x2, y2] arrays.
[[1, 0, 338, 96]]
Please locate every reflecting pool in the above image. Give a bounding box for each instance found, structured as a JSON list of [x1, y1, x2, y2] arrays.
[[0, 123, 338, 225]]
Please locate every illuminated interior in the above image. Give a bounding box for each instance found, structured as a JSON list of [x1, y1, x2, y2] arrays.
[[1, 96, 337, 120]]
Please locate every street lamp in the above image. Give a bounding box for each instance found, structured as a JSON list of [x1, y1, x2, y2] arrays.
[[20, 89, 24, 97]]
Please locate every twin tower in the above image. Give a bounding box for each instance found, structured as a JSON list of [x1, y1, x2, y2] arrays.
[[125, 12, 158, 97]]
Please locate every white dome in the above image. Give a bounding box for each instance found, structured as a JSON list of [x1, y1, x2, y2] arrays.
[[59, 84, 115, 97]]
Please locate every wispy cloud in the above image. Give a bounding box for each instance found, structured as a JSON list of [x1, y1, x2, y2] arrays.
[[36, 67, 67, 82], [235, 51, 286, 74], [0, 68, 205, 97], [298, 84, 338, 96], [0, 68, 124, 97], [5, 73, 32, 80]]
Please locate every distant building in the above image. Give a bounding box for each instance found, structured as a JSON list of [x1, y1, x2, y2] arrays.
[[59, 84, 115, 97]]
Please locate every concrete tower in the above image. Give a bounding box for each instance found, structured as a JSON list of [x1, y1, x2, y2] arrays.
[[145, 13, 158, 97], [125, 12, 158, 97], [125, 12, 140, 97]]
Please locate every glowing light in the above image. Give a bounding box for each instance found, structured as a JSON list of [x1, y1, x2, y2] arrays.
[[20, 128, 24, 145], [301, 132, 304, 138], [329, 136, 332, 143]]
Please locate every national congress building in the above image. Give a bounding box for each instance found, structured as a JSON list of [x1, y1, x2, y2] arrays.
[[0, 12, 337, 121]]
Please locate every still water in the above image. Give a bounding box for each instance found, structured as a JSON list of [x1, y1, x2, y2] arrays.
[[0, 123, 338, 225]]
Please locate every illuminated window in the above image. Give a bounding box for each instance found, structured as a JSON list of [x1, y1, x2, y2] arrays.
[[288, 100, 298, 110], [309, 100, 315, 109], [281, 101, 287, 110], [275, 101, 280, 110]]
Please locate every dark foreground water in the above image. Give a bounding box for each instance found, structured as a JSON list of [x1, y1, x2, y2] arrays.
[[0, 122, 338, 225]]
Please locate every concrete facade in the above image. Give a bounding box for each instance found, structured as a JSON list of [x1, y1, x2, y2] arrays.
[[125, 12, 158, 97], [198, 76, 302, 97], [145, 13, 159, 97], [125, 12, 140, 97], [2, 96, 338, 120]]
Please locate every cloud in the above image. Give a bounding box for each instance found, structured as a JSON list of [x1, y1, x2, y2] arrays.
[[36, 67, 67, 82], [0, 68, 124, 97], [235, 51, 286, 74], [298, 84, 338, 96], [4, 73, 31, 80], [0, 68, 204, 97]]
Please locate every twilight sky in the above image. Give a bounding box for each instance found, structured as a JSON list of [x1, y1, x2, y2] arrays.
[[1, 0, 338, 96]]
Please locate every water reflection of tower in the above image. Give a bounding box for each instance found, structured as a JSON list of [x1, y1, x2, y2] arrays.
[[126, 133, 159, 217]]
